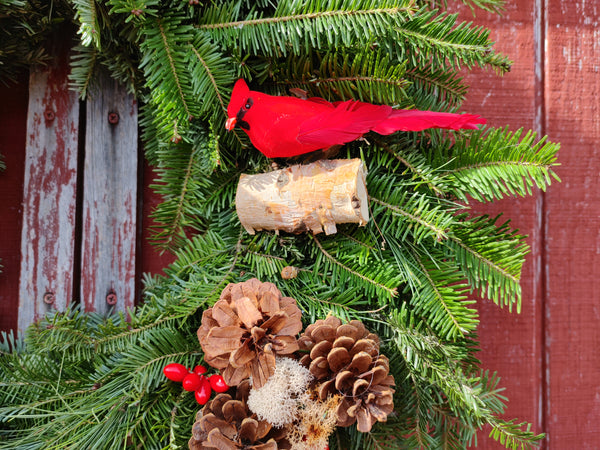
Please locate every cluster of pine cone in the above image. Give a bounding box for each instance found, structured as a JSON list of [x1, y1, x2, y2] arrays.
[[189, 379, 289, 449], [298, 316, 395, 433], [190, 278, 395, 449]]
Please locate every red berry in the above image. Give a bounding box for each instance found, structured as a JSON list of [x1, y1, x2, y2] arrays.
[[163, 363, 189, 382], [209, 374, 229, 393], [193, 365, 207, 375], [182, 373, 204, 392], [195, 378, 212, 405]]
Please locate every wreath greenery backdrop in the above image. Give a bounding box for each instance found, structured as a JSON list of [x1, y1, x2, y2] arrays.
[[0, 1, 558, 448]]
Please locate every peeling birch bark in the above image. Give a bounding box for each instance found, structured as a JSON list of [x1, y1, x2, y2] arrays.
[[236, 159, 368, 235]]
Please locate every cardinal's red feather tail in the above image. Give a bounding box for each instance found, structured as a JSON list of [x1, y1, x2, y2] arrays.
[[372, 109, 486, 135]]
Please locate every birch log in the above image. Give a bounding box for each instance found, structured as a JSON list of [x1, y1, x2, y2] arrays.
[[236, 159, 368, 235]]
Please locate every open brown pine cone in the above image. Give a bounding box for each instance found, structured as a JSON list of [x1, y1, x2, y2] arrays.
[[298, 316, 395, 432], [197, 278, 302, 388], [189, 379, 289, 450]]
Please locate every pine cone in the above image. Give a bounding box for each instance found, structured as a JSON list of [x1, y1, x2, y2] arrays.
[[298, 316, 395, 432], [189, 380, 289, 450], [197, 278, 302, 388]]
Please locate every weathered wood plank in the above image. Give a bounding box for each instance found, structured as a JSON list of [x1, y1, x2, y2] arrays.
[[17, 57, 80, 331], [457, 1, 545, 447], [0, 80, 28, 333], [543, 1, 600, 446], [80, 72, 138, 315]]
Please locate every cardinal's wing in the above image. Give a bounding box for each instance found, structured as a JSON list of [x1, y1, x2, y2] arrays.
[[297, 100, 391, 148]]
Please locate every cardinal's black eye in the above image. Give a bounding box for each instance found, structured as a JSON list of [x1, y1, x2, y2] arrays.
[[236, 97, 253, 124]]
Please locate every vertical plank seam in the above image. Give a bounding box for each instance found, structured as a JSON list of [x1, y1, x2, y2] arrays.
[[534, 0, 549, 446], [72, 97, 87, 306], [135, 119, 144, 308]]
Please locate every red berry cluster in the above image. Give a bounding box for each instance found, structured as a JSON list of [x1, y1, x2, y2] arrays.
[[163, 363, 229, 405]]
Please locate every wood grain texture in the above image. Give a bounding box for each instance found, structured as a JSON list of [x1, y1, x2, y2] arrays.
[[543, 1, 600, 447], [0, 80, 28, 333], [457, 1, 545, 447], [17, 56, 80, 331], [80, 72, 138, 315], [461, 0, 600, 447]]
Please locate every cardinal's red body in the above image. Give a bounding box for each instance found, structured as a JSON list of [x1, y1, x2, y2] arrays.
[[226, 79, 485, 158]]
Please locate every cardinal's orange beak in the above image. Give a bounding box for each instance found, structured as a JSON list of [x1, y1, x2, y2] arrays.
[[225, 117, 236, 131]]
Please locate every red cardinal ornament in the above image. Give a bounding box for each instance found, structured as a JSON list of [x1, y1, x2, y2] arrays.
[[225, 79, 485, 158]]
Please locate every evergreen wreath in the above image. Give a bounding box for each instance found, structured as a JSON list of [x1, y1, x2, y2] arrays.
[[0, 0, 559, 449]]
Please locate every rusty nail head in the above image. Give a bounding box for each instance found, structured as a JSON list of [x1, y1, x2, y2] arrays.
[[106, 292, 117, 305], [44, 109, 55, 122], [43, 292, 55, 305], [108, 112, 119, 125]]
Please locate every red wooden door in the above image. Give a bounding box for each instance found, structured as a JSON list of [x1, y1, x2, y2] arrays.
[[461, 0, 600, 447]]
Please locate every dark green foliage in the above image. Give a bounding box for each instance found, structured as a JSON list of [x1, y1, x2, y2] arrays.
[[269, 50, 411, 105], [441, 127, 560, 202], [0, 0, 557, 449], [0, 0, 73, 84]]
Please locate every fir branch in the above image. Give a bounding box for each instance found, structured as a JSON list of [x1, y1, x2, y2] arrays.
[[311, 234, 399, 299], [139, 15, 197, 141], [448, 214, 527, 310], [487, 418, 545, 450], [370, 138, 450, 196], [186, 28, 237, 147], [287, 281, 374, 329], [410, 248, 477, 340], [200, 7, 414, 31], [440, 127, 560, 202], [158, 21, 191, 119], [90, 315, 180, 355], [0, 0, 69, 84], [150, 143, 196, 250], [107, 0, 160, 19], [271, 49, 410, 105], [385, 9, 512, 72], [162, 225, 245, 317], [383, 309, 543, 448], [387, 307, 475, 403], [199, 1, 415, 57], [149, 135, 242, 250], [366, 143, 459, 247], [188, 44, 227, 115], [69, 44, 98, 98], [340, 230, 377, 251], [72, 0, 101, 48], [452, 236, 521, 289], [369, 195, 449, 242], [404, 64, 468, 110], [242, 248, 288, 280]]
